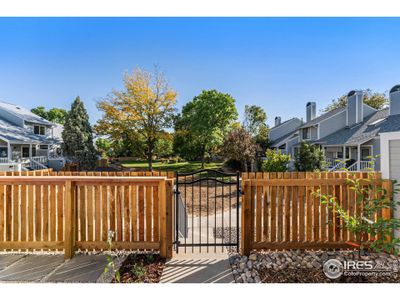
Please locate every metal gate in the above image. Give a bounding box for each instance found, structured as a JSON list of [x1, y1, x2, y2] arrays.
[[174, 169, 240, 253]]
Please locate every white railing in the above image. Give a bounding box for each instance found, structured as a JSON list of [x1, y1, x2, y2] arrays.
[[29, 159, 48, 170], [329, 160, 347, 171], [0, 158, 10, 164], [325, 158, 338, 169], [360, 160, 375, 171], [31, 156, 48, 165], [347, 162, 358, 171]]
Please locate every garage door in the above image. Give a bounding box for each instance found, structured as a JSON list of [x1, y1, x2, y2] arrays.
[[389, 140, 400, 179]]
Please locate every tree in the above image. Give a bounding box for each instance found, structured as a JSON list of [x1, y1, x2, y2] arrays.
[[62, 97, 97, 170], [294, 141, 326, 171], [155, 132, 174, 158], [261, 149, 290, 172], [175, 90, 238, 167], [31, 106, 68, 124], [223, 127, 256, 172], [95, 68, 177, 171], [323, 89, 389, 112], [95, 137, 112, 158], [243, 105, 267, 137]]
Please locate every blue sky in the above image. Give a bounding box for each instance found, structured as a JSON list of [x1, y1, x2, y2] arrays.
[[0, 17, 399, 127]]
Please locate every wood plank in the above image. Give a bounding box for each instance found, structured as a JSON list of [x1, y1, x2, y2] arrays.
[[109, 185, 116, 237], [146, 185, 152, 241], [20, 185, 27, 241], [262, 173, 270, 241], [291, 172, 298, 242], [159, 180, 167, 257], [298, 173, 305, 242], [277, 172, 284, 242], [28, 185, 34, 242], [255, 172, 263, 242], [306, 172, 313, 241], [0, 241, 64, 250], [284, 172, 291, 242], [79, 185, 86, 241], [333, 173, 341, 242], [4, 186, 13, 235], [0, 185, 4, 242], [320, 173, 327, 241], [42, 185, 49, 241], [76, 241, 159, 251], [116, 185, 123, 241], [270, 173, 277, 242], [12, 185, 19, 241], [252, 241, 358, 250], [340, 172, 348, 241], [50, 185, 56, 241], [95, 185, 101, 241], [241, 180, 252, 256], [57, 184, 64, 241], [348, 173, 355, 242], [35, 185, 42, 241], [131, 185, 137, 241], [313, 172, 320, 241], [153, 185, 159, 241], [101, 185, 108, 241], [138, 185, 145, 241], [124, 185, 130, 241], [327, 172, 334, 242], [64, 181, 74, 258], [87, 185, 94, 241]]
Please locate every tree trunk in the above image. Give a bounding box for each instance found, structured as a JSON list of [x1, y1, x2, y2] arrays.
[[148, 144, 153, 172]]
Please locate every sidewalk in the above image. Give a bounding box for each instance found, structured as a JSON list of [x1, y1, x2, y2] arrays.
[[0, 253, 113, 283], [160, 251, 234, 283]]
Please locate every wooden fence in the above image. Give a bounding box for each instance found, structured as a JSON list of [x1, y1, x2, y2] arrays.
[[0, 170, 175, 178], [241, 172, 393, 255], [0, 176, 174, 259]]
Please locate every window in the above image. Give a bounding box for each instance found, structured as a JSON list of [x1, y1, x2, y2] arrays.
[[22, 147, 30, 158], [302, 128, 310, 140], [0, 147, 7, 158], [34, 125, 46, 135], [361, 148, 371, 160], [39, 145, 49, 150], [337, 151, 343, 159]]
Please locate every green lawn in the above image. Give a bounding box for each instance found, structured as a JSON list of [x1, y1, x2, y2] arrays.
[[121, 160, 224, 173]]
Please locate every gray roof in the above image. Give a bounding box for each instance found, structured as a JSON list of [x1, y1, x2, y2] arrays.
[[0, 101, 54, 126], [270, 130, 298, 148], [0, 118, 52, 144], [315, 108, 400, 146], [299, 107, 346, 128], [270, 117, 301, 131]]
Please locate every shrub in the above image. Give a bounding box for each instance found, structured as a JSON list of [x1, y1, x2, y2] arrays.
[[294, 141, 326, 171], [261, 149, 291, 172]]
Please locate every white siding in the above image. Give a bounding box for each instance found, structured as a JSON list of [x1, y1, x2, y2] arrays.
[[389, 140, 400, 179]]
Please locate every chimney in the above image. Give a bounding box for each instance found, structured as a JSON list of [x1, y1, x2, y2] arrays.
[[346, 90, 363, 127], [275, 116, 281, 126], [389, 85, 400, 116], [306, 102, 316, 122]]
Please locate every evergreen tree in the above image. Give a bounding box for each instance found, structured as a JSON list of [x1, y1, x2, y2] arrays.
[[294, 141, 326, 171], [62, 97, 97, 170]]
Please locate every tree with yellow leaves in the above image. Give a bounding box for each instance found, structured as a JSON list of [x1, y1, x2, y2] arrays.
[[95, 68, 177, 171]]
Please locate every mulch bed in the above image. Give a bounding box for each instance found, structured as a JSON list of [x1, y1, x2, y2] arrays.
[[113, 253, 166, 283]]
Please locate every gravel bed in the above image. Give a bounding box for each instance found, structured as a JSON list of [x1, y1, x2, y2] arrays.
[[229, 250, 400, 283]]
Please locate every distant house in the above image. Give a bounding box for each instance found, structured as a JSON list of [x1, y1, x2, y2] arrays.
[[0, 101, 65, 170], [268, 85, 400, 171]]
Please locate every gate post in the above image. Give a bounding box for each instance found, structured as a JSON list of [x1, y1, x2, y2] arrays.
[[241, 180, 252, 256], [160, 179, 174, 258]]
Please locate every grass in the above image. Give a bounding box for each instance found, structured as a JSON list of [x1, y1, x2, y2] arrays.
[[121, 160, 224, 173]]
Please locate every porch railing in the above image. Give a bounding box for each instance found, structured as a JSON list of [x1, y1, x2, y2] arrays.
[[31, 156, 48, 166], [29, 159, 48, 170], [0, 158, 10, 164]]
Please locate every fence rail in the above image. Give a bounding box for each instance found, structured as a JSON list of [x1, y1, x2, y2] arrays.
[[0, 176, 174, 259], [241, 172, 392, 255]]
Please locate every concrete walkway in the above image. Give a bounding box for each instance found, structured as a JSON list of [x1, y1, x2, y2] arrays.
[[160, 252, 234, 283], [0, 253, 111, 283]]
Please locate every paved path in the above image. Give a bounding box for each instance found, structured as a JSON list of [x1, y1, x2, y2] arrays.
[[0, 254, 111, 283], [160, 252, 234, 283]]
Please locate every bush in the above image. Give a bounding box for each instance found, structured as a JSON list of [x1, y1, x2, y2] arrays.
[[294, 141, 326, 171], [261, 149, 291, 172], [223, 158, 242, 171]]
